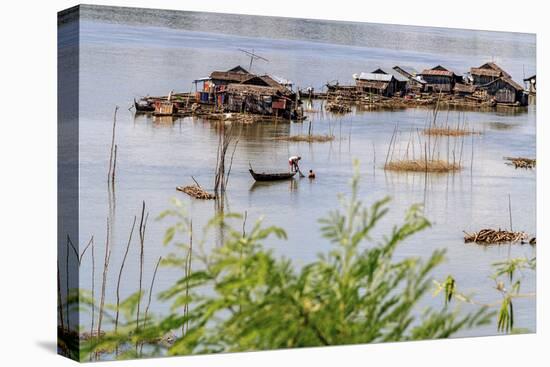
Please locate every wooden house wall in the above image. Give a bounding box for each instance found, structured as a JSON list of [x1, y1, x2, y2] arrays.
[[422, 75, 453, 92], [356, 80, 394, 96], [494, 89, 515, 103], [472, 74, 498, 85], [481, 79, 524, 104]]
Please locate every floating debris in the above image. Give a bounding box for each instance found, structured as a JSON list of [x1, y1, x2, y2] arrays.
[[325, 97, 352, 113], [463, 229, 530, 245], [504, 157, 536, 169], [274, 134, 335, 142], [176, 185, 215, 200], [384, 159, 462, 173]]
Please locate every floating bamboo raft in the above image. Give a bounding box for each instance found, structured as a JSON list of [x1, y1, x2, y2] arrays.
[[176, 185, 215, 200], [504, 157, 536, 169], [463, 229, 531, 245]]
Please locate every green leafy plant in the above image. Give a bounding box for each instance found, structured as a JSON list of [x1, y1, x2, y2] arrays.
[[434, 256, 535, 334], [82, 162, 492, 359]]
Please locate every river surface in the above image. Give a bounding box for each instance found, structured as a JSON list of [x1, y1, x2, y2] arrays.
[[60, 5, 536, 348]]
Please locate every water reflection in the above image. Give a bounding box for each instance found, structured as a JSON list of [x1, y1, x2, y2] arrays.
[[249, 178, 299, 193]]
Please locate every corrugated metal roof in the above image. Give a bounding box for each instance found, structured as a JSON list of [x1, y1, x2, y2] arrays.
[[225, 84, 280, 95], [354, 72, 394, 82], [393, 65, 419, 77], [382, 68, 409, 82]]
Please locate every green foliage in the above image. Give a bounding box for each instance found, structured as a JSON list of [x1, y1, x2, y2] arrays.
[[83, 162, 492, 358], [435, 256, 535, 334]]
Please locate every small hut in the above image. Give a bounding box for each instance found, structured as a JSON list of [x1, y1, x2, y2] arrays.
[[393, 66, 426, 93], [214, 84, 295, 118], [419, 65, 461, 93], [353, 72, 395, 96], [371, 68, 409, 95], [480, 77, 526, 104]]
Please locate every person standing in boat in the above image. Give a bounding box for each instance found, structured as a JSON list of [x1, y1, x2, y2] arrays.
[[288, 156, 301, 173]]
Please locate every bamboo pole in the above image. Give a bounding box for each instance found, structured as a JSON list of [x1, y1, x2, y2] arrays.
[[107, 106, 119, 184], [136, 202, 148, 331], [140, 256, 162, 356], [96, 219, 111, 342], [115, 216, 137, 335]]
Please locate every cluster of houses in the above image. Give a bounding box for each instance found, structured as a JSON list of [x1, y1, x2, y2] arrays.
[[139, 61, 534, 118], [351, 62, 530, 105], [192, 66, 300, 118]]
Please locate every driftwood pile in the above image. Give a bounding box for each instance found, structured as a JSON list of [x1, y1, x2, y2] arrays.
[[504, 157, 536, 169], [176, 185, 215, 200], [326, 97, 352, 113], [463, 229, 531, 245]]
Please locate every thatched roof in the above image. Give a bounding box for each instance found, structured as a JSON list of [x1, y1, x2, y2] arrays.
[[480, 62, 511, 78], [210, 71, 253, 83], [482, 77, 524, 92], [420, 66, 455, 78], [502, 77, 524, 91], [227, 65, 250, 74], [470, 67, 501, 77], [225, 84, 281, 96]]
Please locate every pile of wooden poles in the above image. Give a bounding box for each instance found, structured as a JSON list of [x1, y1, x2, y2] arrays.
[[325, 96, 352, 113], [177, 185, 215, 200], [504, 157, 536, 169], [463, 229, 530, 245]]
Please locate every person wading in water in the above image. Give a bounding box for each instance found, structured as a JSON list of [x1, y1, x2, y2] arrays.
[[288, 156, 302, 174]]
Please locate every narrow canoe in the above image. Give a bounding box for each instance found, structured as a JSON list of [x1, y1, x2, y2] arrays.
[[249, 168, 296, 181], [134, 98, 155, 112]]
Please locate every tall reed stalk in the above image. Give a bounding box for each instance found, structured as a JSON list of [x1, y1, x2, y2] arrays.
[[136, 202, 149, 331], [96, 220, 111, 341], [115, 216, 137, 334]]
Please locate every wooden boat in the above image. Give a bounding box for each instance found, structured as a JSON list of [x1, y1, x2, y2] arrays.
[[249, 167, 296, 181], [134, 98, 155, 112]]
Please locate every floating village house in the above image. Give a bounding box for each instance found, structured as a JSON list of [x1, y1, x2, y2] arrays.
[[392, 66, 426, 93], [371, 68, 409, 95], [353, 70, 402, 97], [469, 62, 526, 104], [418, 65, 462, 93], [194, 66, 298, 118], [481, 76, 526, 104]]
